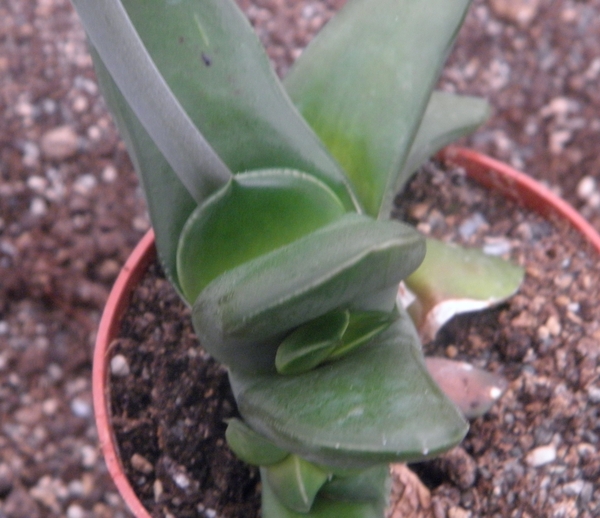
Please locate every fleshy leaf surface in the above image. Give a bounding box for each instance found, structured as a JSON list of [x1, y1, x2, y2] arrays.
[[284, 0, 472, 218], [405, 238, 524, 341], [192, 214, 425, 372], [177, 169, 347, 303], [261, 468, 384, 518], [276, 310, 349, 375], [112, 0, 357, 210], [265, 455, 330, 513], [320, 464, 390, 505], [230, 311, 468, 469], [327, 309, 398, 361], [225, 418, 289, 466], [396, 93, 490, 204]]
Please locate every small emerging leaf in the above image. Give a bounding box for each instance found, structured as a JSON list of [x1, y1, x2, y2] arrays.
[[320, 464, 390, 505], [261, 468, 384, 518], [276, 310, 349, 375], [225, 418, 289, 466], [425, 357, 508, 419], [405, 238, 524, 341], [264, 455, 330, 513], [328, 309, 398, 361]]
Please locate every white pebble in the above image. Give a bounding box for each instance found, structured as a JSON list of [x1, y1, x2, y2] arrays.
[[27, 175, 48, 192], [483, 237, 512, 256], [110, 354, 130, 377], [73, 173, 97, 195], [101, 165, 118, 183], [70, 398, 92, 418], [30, 197, 48, 217], [587, 385, 600, 403], [80, 445, 98, 468], [562, 480, 584, 496], [576, 176, 597, 200], [42, 398, 59, 416], [22, 141, 40, 167], [41, 125, 79, 160], [526, 444, 556, 467], [458, 212, 487, 239], [66, 503, 85, 518], [173, 472, 190, 490]]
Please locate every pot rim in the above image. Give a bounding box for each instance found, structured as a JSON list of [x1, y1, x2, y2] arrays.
[[93, 148, 600, 517]]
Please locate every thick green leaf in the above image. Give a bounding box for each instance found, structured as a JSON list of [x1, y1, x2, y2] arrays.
[[327, 309, 398, 361], [225, 418, 289, 466], [261, 468, 384, 518], [320, 464, 390, 505], [192, 214, 425, 372], [230, 311, 468, 470], [276, 310, 349, 375], [405, 238, 524, 341], [395, 93, 490, 207], [265, 455, 330, 513], [72, 0, 231, 204], [90, 47, 195, 294], [284, 0, 472, 218], [99, 0, 358, 210], [177, 169, 347, 303]]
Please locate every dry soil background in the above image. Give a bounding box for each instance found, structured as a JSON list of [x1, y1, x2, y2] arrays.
[[1, 0, 599, 516]]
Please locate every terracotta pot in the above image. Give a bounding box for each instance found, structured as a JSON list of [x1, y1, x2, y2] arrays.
[[92, 148, 600, 517]]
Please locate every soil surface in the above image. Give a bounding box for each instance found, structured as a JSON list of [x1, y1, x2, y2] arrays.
[[1, 0, 599, 516], [107, 162, 600, 518]]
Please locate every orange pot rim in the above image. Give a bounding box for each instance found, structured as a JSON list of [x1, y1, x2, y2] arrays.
[[93, 148, 600, 517]]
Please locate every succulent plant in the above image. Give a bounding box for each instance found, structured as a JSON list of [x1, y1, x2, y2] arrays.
[[71, 0, 523, 515]]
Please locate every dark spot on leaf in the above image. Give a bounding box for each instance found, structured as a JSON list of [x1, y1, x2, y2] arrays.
[[201, 52, 212, 67], [178, 36, 185, 44]]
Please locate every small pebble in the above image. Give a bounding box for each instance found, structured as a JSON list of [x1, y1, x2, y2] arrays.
[[586, 385, 600, 403], [110, 354, 130, 377], [42, 398, 59, 416], [483, 237, 512, 256], [153, 479, 164, 502], [173, 472, 190, 490], [41, 125, 79, 160], [30, 197, 48, 216], [576, 176, 597, 200], [66, 504, 86, 518], [73, 174, 97, 195], [458, 212, 487, 239], [80, 445, 98, 468], [131, 453, 154, 474], [526, 444, 556, 467], [70, 398, 92, 418], [561, 480, 584, 497], [101, 165, 118, 183]]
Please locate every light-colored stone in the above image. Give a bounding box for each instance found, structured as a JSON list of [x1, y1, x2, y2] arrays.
[[131, 453, 154, 475], [490, 0, 541, 26], [40, 125, 79, 160], [110, 354, 130, 377], [576, 176, 597, 200], [526, 444, 557, 467]]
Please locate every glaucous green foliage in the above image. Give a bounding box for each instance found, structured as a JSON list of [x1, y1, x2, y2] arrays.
[[72, 0, 523, 515]]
